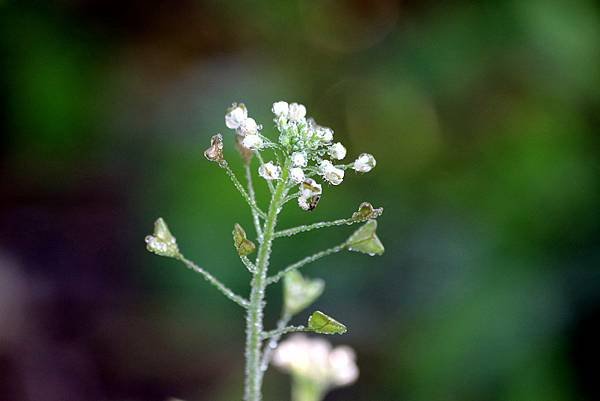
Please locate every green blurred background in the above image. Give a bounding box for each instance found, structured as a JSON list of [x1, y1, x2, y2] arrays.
[[1, 1, 599, 400]]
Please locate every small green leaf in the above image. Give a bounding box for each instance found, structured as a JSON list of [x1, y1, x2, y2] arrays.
[[308, 311, 347, 335], [233, 223, 256, 256], [284, 271, 325, 316], [345, 220, 385, 256], [145, 218, 180, 258], [351, 202, 383, 221]]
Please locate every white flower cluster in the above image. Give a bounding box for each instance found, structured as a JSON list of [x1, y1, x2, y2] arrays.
[[273, 334, 359, 389], [223, 101, 377, 211], [225, 103, 264, 150]]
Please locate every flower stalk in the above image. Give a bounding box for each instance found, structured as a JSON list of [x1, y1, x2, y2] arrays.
[[145, 101, 384, 401]]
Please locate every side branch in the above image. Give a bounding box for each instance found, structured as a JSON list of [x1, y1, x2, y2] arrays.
[[261, 325, 309, 340], [266, 243, 346, 285], [275, 218, 360, 238], [260, 312, 291, 371], [244, 163, 263, 239], [178, 255, 249, 308], [223, 165, 267, 219]]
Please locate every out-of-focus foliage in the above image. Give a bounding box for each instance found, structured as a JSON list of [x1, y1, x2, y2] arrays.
[[0, 1, 599, 401]]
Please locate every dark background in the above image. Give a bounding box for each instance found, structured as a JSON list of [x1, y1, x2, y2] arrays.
[[1, 1, 599, 400]]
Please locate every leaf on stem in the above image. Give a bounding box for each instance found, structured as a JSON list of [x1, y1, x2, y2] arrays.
[[308, 311, 347, 335], [145, 218, 180, 258], [233, 223, 256, 256], [345, 220, 385, 256], [351, 202, 383, 221], [284, 270, 325, 315]]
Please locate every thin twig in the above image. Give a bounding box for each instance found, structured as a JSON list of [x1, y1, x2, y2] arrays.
[[178, 255, 249, 308], [266, 243, 346, 285], [223, 164, 267, 219], [244, 163, 263, 240], [261, 325, 309, 340], [260, 312, 291, 371], [274, 218, 359, 238]]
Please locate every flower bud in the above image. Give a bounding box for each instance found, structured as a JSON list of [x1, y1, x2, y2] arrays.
[[225, 103, 248, 129], [289, 167, 305, 184], [320, 160, 344, 185], [288, 103, 306, 122], [328, 142, 347, 160], [291, 151, 307, 167], [272, 101, 289, 117], [241, 134, 263, 150], [353, 153, 376, 173], [145, 218, 179, 258]]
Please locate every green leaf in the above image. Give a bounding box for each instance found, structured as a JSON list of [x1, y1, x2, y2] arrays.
[[351, 202, 383, 221], [345, 220, 385, 256], [145, 217, 180, 258], [233, 223, 256, 256], [308, 311, 347, 335], [284, 271, 325, 316]]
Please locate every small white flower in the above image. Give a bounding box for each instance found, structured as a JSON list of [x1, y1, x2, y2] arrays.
[[319, 160, 345, 185], [272, 101, 289, 117], [273, 334, 359, 389], [225, 103, 248, 129], [258, 161, 281, 181], [328, 142, 347, 160], [289, 167, 305, 184], [288, 103, 306, 122], [291, 151, 307, 167], [317, 127, 334, 143], [353, 153, 376, 173], [328, 346, 359, 386], [299, 178, 322, 198], [238, 117, 259, 136], [241, 134, 263, 150]]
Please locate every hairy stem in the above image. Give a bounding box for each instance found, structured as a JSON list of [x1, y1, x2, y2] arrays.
[[224, 164, 267, 219], [244, 164, 289, 401], [275, 218, 362, 238], [266, 243, 346, 285], [260, 312, 291, 371], [177, 255, 249, 308], [244, 163, 263, 241], [261, 325, 308, 339]]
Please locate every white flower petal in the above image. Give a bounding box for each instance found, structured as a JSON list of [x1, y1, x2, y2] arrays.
[[241, 134, 263, 150], [289, 167, 305, 184], [291, 151, 307, 167], [288, 103, 306, 122], [272, 101, 289, 117], [225, 103, 248, 129], [353, 153, 376, 173], [258, 161, 281, 180], [328, 142, 347, 160]]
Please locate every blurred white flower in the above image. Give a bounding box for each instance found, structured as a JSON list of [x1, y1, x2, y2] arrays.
[[288, 103, 307, 122], [272, 101, 289, 117], [328, 142, 346, 160], [241, 134, 263, 150], [225, 103, 248, 129], [291, 151, 308, 167], [258, 161, 281, 180], [290, 167, 305, 184], [319, 160, 344, 185], [239, 117, 259, 136], [273, 334, 359, 390], [353, 153, 376, 173]]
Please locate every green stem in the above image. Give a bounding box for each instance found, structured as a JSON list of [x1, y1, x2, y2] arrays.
[[177, 255, 249, 308], [260, 312, 291, 371], [261, 325, 308, 339], [292, 377, 326, 401], [274, 218, 361, 238], [266, 243, 346, 285], [244, 163, 290, 401], [244, 163, 263, 240]]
